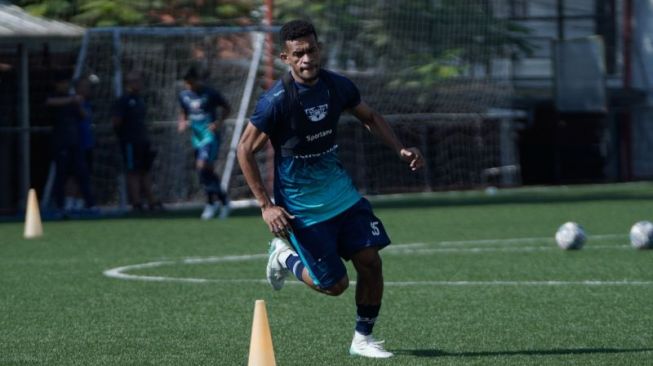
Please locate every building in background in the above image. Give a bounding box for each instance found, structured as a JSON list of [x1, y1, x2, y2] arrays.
[[492, 0, 650, 185], [2, 0, 653, 215], [0, 1, 83, 214]]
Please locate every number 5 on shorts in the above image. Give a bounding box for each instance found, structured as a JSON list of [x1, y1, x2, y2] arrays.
[[370, 221, 380, 236]]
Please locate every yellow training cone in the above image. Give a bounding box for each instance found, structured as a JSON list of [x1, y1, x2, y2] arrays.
[[24, 188, 43, 239], [247, 300, 276, 366]]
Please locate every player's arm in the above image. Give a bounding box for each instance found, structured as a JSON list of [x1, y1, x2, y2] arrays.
[[76, 95, 88, 119], [177, 111, 189, 133], [46, 94, 81, 107], [215, 100, 232, 130], [111, 99, 124, 129], [349, 101, 424, 171], [237, 122, 294, 238], [112, 116, 122, 129]]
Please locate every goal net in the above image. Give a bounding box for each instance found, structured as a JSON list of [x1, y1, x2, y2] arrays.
[[230, 0, 526, 199], [68, 1, 526, 209], [69, 26, 267, 209]]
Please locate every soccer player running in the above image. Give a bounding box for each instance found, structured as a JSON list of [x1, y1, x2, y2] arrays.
[[237, 20, 424, 358], [178, 66, 232, 220]]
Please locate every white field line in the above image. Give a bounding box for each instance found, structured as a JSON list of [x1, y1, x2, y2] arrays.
[[103, 258, 653, 287], [435, 234, 625, 246], [102, 234, 646, 286], [387, 244, 628, 254], [383, 234, 628, 251], [385, 280, 653, 286]]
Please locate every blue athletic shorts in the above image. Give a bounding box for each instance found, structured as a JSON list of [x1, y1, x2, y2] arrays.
[[288, 198, 391, 289], [120, 141, 155, 172], [195, 141, 219, 163]]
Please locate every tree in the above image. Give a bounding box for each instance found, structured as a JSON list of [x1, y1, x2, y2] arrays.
[[15, 0, 255, 27], [275, 0, 533, 82]]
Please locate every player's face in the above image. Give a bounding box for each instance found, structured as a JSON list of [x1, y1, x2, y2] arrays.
[[281, 34, 321, 85], [184, 79, 200, 91], [76, 80, 91, 97], [126, 77, 142, 92], [54, 80, 69, 93]]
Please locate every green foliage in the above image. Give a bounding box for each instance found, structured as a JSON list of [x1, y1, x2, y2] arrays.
[[19, 0, 73, 19], [16, 0, 533, 88], [73, 0, 145, 26], [16, 0, 254, 26], [215, 2, 251, 19], [276, 0, 534, 85]]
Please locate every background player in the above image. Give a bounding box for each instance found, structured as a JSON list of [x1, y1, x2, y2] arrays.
[[112, 71, 161, 212], [47, 71, 96, 213], [237, 20, 424, 358], [178, 66, 232, 220]]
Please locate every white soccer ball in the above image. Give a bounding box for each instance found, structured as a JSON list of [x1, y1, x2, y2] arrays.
[[555, 222, 586, 250], [88, 74, 100, 84], [629, 221, 653, 249]]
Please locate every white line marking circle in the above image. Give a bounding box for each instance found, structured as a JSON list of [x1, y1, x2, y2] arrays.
[[103, 236, 653, 286]]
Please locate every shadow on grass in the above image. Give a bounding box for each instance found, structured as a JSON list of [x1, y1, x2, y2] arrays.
[[4, 182, 653, 223], [395, 347, 653, 358]]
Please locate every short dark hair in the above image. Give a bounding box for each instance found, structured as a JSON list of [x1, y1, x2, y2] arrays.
[[280, 20, 318, 47], [183, 65, 201, 82], [183, 63, 211, 82], [53, 69, 71, 83]]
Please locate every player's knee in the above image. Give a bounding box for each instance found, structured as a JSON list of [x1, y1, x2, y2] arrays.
[[355, 250, 383, 274], [325, 276, 349, 296]]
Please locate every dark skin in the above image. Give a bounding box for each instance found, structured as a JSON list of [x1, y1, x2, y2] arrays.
[[111, 73, 158, 207], [237, 34, 424, 300]]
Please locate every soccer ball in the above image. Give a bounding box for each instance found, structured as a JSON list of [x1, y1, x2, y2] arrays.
[[555, 222, 586, 250], [629, 221, 653, 249], [88, 74, 100, 84]]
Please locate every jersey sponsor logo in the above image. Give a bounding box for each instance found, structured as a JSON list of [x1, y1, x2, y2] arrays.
[[293, 144, 338, 159], [305, 129, 333, 142], [183, 95, 208, 114], [304, 104, 328, 122]]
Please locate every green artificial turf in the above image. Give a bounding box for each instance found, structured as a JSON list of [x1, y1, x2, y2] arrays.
[[1, 183, 652, 365]]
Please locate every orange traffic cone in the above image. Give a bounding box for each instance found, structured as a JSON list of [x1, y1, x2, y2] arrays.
[[247, 300, 276, 366], [24, 188, 43, 239]]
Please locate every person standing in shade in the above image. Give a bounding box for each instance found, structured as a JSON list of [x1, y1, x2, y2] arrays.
[[237, 20, 424, 358], [112, 71, 161, 212], [178, 66, 232, 220], [47, 71, 96, 212], [64, 76, 97, 211]]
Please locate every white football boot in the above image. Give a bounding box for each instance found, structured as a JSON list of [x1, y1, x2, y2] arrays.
[[266, 238, 293, 290], [218, 200, 231, 219], [349, 331, 394, 358], [200, 203, 219, 220]]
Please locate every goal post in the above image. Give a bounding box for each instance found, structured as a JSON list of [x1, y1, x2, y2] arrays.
[[220, 31, 265, 194], [62, 1, 529, 211], [66, 26, 276, 210]]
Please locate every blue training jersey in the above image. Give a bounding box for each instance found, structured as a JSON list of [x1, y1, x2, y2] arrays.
[[113, 93, 148, 144], [78, 101, 94, 150], [249, 69, 362, 227], [178, 86, 228, 148]]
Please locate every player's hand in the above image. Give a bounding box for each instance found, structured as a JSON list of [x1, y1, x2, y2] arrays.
[[177, 120, 188, 133], [400, 147, 424, 171], [208, 122, 218, 132], [262, 205, 295, 240]]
